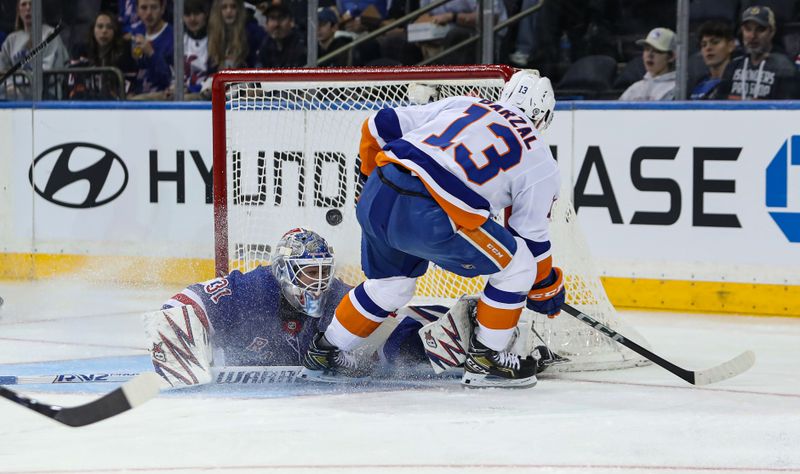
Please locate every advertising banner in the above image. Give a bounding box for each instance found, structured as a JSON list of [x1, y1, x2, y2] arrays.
[[566, 109, 800, 284], [12, 109, 214, 258], [1, 103, 798, 312]]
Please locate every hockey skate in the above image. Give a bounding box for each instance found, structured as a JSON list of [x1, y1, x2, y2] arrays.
[[462, 333, 538, 388], [300, 332, 370, 383]]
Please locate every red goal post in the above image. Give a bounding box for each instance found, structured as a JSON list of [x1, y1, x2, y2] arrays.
[[211, 65, 650, 372]]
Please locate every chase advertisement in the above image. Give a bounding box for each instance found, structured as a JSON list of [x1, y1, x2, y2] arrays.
[[556, 109, 800, 284]]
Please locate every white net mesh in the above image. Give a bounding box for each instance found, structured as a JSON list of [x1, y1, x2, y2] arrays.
[[218, 68, 650, 372]]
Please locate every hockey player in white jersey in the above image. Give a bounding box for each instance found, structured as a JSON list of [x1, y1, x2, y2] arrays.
[[302, 70, 565, 388]]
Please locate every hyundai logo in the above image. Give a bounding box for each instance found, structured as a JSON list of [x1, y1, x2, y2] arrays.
[[29, 142, 128, 208]]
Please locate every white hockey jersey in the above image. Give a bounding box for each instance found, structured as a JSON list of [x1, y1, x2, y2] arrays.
[[360, 95, 560, 279]]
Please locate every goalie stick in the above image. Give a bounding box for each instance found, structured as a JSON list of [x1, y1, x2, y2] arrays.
[[561, 303, 755, 386], [0, 366, 302, 386], [0, 22, 64, 85], [0, 372, 161, 427]]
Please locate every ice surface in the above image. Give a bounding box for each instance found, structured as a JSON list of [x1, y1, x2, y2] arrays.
[[0, 279, 798, 474]]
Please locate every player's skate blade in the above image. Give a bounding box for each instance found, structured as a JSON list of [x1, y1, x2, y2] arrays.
[[461, 372, 537, 388]]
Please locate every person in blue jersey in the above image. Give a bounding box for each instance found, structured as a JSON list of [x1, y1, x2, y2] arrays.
[[129, 0, 173, 97], [118, 0, 140, 38], [142, 228, 454, 388], [300, 70, 565, 389]]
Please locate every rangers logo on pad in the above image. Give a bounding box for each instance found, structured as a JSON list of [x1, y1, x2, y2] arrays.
[[424, 330, 438, 349], [151, 342, 166, 363]]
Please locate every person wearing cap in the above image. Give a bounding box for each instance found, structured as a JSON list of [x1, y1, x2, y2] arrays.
[[256, 3, 305, 68], [717, 5, 798, 100], [318, 7, 352, 67], [618, 27, 677, 101]]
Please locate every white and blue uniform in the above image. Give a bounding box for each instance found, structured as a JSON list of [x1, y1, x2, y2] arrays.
[[183, 32, 209, 94], [325, 96, 560, 352]]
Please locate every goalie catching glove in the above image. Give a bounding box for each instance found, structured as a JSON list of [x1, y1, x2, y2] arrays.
[[527, 267, 565, 317], [142, 305, 214, 388]]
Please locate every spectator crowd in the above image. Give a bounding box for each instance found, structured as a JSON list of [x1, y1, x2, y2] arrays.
[[1, 0, 799, 100]]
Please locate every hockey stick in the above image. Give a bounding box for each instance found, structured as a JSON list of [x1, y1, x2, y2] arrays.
[[0, 365, 461, 387], [561, 303, 755, 386], [0, 372, 161, 427], [0, 22, 64, 86], [0, 366, 302, 386]]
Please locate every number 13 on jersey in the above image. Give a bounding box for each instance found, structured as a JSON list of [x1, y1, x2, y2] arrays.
[[422, 104, 523, 185]]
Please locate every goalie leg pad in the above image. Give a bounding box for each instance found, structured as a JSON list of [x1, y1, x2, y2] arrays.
[[142, 306, 213, 388], [417, 296, 475, 374]]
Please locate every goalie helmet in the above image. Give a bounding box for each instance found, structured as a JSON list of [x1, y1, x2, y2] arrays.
[[270, 228, 335, 318], [499, 69, 556, 132]]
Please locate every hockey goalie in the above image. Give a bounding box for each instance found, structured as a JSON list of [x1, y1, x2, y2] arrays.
[[143, 228, 559, 389]]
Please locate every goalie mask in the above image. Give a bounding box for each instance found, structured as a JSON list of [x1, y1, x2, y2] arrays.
[[270, 228, 335, 318], [499, 69, 556, 132]]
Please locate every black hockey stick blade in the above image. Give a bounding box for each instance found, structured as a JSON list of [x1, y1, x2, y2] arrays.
[[0, 372, 161, 427], [0, 22, 64, 85], [561, 303, 755, 386]]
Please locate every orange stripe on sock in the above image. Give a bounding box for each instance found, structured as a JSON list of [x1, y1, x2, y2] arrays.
[[334, 293, 382, 338], [476, 299, 522, 330], [460, 227, 512, 269]]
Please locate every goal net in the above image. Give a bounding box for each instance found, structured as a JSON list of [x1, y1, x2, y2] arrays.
[[212, 66, 650, 372]]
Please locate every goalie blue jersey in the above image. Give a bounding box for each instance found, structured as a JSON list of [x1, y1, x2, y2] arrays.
[[163, 266, 349, 366], [163, 266, 440, 368]]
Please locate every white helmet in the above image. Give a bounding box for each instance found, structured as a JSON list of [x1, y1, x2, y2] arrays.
[[499, 69, 555, 132]]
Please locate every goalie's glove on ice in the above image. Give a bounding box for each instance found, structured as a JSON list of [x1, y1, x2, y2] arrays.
[[527, 267, 565, 317]]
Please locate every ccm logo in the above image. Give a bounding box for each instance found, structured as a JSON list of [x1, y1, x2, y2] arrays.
[[29, 142, 128, 208], [485, 243, 505, 259]]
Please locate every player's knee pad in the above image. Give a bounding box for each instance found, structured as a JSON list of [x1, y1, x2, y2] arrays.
[[362, 276, 417, 311]]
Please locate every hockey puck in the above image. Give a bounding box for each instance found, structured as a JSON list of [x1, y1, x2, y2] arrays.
[[326, 209, 343, 226], [0, 296, 4, 308]]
